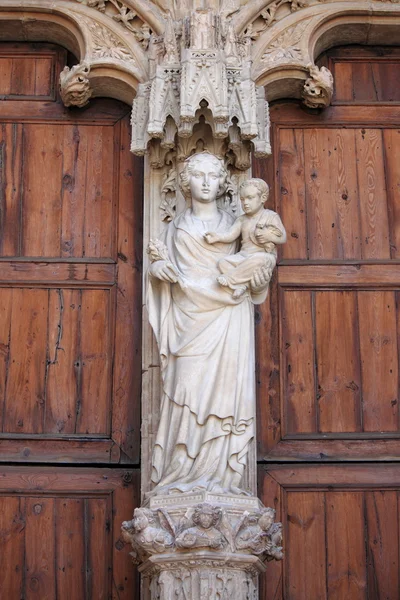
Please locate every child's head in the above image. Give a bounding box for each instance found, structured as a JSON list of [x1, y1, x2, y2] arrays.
[[239, 178, 269, 216]]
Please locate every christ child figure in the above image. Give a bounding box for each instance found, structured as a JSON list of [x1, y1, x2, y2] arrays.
[[204, 178, 286, 299]]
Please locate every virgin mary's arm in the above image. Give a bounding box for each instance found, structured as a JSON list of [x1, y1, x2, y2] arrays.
[[249, 266, 271, 304]]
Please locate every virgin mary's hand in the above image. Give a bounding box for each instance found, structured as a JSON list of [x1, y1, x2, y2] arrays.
[[150, 260, 178, 284], [250, 266, 272, 293]]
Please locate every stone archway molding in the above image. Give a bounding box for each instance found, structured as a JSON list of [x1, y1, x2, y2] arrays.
[[0, 0, 156, 104], [247, 0, 400, 102]]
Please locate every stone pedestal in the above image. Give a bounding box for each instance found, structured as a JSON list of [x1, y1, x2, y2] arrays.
[[122, 492, 283, 600]]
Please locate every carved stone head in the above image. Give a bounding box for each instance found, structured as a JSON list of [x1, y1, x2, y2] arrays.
[[179, 152, 228, 200], [133, 507, 154, 531], [192, 503, 222, 530], [258, 507, 275, 532]]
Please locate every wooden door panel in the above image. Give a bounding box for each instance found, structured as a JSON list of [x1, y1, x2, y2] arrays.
[[329, 46, 400, 104], [0, 466, 139, 600], [259, 465, 400, 600], [0, 43, 61, 101], [0, 44, 142, 464], [277, 126, 398, 262], [255, 48, 400, 462]]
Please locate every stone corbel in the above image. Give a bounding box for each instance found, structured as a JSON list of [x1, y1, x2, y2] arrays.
[[302, 63, 333, 109], [59, 62, 93, 107]]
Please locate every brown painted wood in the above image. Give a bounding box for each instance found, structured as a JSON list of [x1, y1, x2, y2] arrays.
[[0, 467, 139, 599], [259, 46, 400, 599], [0, 43, 142, 463]]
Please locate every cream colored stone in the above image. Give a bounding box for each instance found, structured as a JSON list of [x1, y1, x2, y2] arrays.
[[146, 153, 283, 498]]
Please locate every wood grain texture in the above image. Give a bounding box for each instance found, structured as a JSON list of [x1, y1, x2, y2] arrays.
[[358, 291, 398, 432], [0, 467, 139, 599], [326, 492, 367, 599], [281, 291, 315, 434], [316, 291, 361, 433], [286, 492, 327, 600], [277, 128, 307, 260]]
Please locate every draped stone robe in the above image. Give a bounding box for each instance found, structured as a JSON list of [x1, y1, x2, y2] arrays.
[[148, 208, 267, 496]]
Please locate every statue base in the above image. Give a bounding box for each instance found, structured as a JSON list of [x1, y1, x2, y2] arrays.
[[122, 492, 283, 600], [140, 550, 265, 600]]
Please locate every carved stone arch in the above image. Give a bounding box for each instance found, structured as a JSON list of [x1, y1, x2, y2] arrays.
[[0, 0, 157, 103], [247, 1, 400, 102]]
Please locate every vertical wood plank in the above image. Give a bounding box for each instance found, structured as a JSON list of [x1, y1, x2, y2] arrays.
[[0, 289, 12, 431], [11, 57, 35, 96], [282, 291, 315, 434], [384, 128, 400, 259], [87, 497, 112, 600], [112, 120, 143, 462], [77, 290, 110, 434], [352, 62, 378, 102], [278, 128, 307, 259], [356, 128, 391, 259], [4, 289, 48, 433], [61, 126, 87, 258], [22, 124, 63, 257], [0, 57, 13, 94], [112, 471, 139, 600], [332, 62, 354, 102], [365, 491, 399, 600], [84, 127, 114, 258], [328, 129, 361, 259], [286, 492, 327, 600], [326, 492, 367, 600], [259, 468, 283, 600], [45, 289, 80, 434], [316, 291, 362, 433], [0, 496, 25, 597], [304, 129, 336, 259], [55, 498, 85, 600], [0, 123, 23, 256], [358, 291, 398, 432], [34, 57, 53, 96], [25, 497, 56, 600]]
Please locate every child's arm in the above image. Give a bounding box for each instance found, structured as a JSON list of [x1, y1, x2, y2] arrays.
[[255, 213, 287, 246], [204, 218, 242, 244]]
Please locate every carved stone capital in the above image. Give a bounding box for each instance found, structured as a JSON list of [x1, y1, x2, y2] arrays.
[[302, 63, 334, 109], [59, 63, 92, 108], [122, 493, 283, 599]]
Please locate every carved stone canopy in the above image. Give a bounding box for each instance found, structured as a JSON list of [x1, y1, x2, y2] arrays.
[[130, 10, 271, 166]]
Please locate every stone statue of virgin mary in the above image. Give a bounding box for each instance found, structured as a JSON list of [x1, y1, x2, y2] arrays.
[[147, 152, 273, 497]]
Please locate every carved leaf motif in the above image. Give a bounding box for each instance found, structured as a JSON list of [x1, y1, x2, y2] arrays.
[[85, 19, 136, 63], [261, 21, 307, 64]]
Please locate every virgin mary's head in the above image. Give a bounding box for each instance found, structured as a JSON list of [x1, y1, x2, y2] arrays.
[[179, 151, 229, 201]]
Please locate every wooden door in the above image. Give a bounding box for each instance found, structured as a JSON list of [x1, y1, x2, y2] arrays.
[[256, 46, 400, 599], [0, 43, 142, 598]]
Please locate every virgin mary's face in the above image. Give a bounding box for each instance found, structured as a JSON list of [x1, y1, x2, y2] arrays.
[[188, 157, 222, 203]]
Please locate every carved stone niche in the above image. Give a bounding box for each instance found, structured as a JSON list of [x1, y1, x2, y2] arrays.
[[122, 493, 283, 600]]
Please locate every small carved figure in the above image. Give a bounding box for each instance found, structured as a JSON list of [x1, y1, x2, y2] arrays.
[[121, 507, 175, 561], [302, 63, 334, 109], [175, 503, 226, 550], [59, 63, 92, 108], [204, 178, 286, 298], [235, 508, 283, 560]]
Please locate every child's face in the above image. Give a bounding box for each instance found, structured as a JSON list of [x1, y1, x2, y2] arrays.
[[240, 185, 266, 215]]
